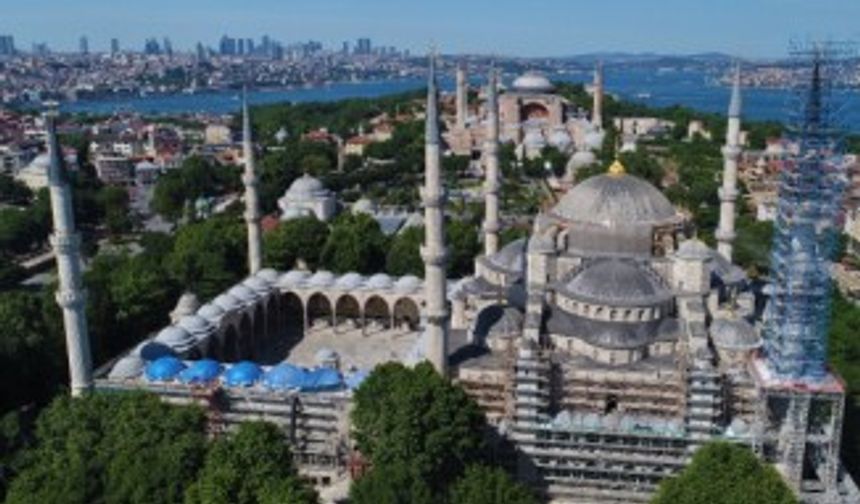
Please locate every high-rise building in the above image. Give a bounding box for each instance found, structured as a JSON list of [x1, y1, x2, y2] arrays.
[[110, 38, 120, 55], [341, 41, 349, 55], [355, 38, 371, 55], [219, 35, 237, 56], [163, 38, 173, 57], [196, 42, 207, 62], [0, 35, 15, 56], [238, 38, 245, 56], [246, 38, 254, 55], [144, 38, 161, 55], [79, 36, 89, 55]]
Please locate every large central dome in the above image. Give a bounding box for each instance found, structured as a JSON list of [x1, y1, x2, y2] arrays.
[[512, 72, 555, 93], [551, 169, 677, 227]]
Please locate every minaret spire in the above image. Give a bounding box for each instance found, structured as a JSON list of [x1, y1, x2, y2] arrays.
[[716, 64, 742, 262], [592, 61, 604, 129], [242, 87, 263, 274], [421, 52, 450, 376], [455, 61, 468, 129], [482, 67, 501, 256], [45, 106, 93, 396]]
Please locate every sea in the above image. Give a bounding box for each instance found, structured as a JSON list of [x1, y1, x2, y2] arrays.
[[58, 67, 860, 130]]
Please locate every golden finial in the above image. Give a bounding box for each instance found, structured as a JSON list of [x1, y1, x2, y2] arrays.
[[608, 159, 626, 177]]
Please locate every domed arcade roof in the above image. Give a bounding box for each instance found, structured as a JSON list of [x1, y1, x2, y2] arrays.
[[512, 72, 555, 93]]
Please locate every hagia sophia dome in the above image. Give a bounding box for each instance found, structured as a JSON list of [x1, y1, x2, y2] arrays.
[[511, 72, 555, 94]]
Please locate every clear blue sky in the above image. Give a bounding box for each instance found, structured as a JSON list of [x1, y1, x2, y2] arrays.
[[3, 0, 858, 58]]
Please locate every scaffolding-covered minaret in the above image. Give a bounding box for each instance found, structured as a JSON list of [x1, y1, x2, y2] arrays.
[[482, 68, 501, 256], [242, 88, 263, 274], [716, 65, 742, 262], [421, 53, 450, 376], [46, 107, 93, 396]]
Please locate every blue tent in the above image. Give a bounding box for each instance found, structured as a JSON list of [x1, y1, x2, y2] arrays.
[[179, 359, 223, 384], [145, 356, 186, 382], [263, 363, 307, 391], [224, 361, 263, 387], [305, 367, 343, 391]]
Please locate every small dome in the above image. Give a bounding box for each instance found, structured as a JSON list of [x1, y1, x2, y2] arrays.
[[278, 270, 311, 289], [710, 317, 761, 351], [108, 355, 145, 380], [561, 259, 671, 307], [145, 356, 186, 382], [552, 171, 677, 227], [549, 128, 572, 150], [352, 198, 377, 215], [228, 284, 260, 304], [197, 303, 226, 322], [178, 359, 223, 384], [676, 239, 712, 261], [171, 292, 200, 322], [280, 207, 311, 221], [223, 361, 263, 387], [134, 340, 176, 361], [366, 273, 393, 290], [307, 270, 336, 288], [335, 272, 365, 290], [286, 173, 326, 200], [263, 363, 307, 391], [256, 268, 280, 284], [512, 72, 555, 93], [394, 275, 422, 293], [243, 276, 273, 295], [487, 238, 527, 275], [178, 315, 214, 339], [155, 326, 197, 354], [214, 293, 242, 312], [567, 151, 597, 172], [584, 129, 605, 151], [304, 367, 343, 391]]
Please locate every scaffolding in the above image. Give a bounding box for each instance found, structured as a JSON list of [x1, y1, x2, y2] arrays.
[[763, 42, 854, 381]]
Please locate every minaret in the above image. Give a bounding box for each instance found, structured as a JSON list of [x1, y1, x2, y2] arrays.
[[421, 54, 450, 376], [242, 88, 263, 274], [716, 65, 742, 262], [592, 61, 604, 129], [45, 108, 92, 396], [455, 62, 467, 129], [482, 68, 501, 256]]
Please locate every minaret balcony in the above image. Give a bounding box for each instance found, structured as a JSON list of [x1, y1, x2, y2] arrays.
[[482, 221, 501, 234], [56, 288, 87, 308], [718, 187, 739, 202], [50, 232, 81, 252], [242, 174, 259, 186], [419, 187, 447, 207], [420, 245, 448, 265], [714, 228, 736, 242], [721, 145, 741, 159], [483, 179, 500, 193]]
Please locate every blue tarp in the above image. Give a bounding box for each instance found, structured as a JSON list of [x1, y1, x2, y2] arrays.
[[145, 356, 186, 382], [178, 359, 223, 384], [138, 341, 175, 361], [261, 363, 343, 392], [224, 361, 263, 387]]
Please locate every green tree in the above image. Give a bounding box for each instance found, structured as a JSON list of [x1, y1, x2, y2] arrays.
[[167, 215, 247, 299], [350, 463, 434, 504], [351, 362, 486, 496], [152, 170, 189, 222], [98, 185, 134, 235], [5, 392, 208, 504], [447, 219, 480, 278], [0, 174, 32, 205], [319, 213, 388, 274], [263, 216, 330, 270], [449, 465, 539, 504], [651, 442, 796, 504], [385, 226, 424, 277], [185, 422, 316, 504]]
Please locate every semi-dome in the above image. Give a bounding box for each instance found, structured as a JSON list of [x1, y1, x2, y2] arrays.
[[278, 270, 311, 289], [512, 72, 555, 93], [560, 259, 671, 307], [549, 128, 573, 150], [366, 273, 394, 290], [552, 166, 677, 227], [214, 293, 242, 312], [286, 173, 326, 200], [486, 238, 527, 275], [108, 355, 145, 380], [710, 317, 761, 350]]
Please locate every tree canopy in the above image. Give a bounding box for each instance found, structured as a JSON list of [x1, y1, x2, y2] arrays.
[[651, 442, 796, 504], [319, 213, 388, 274], [263, 216, 330, 271], [449, 465, 539, 504]]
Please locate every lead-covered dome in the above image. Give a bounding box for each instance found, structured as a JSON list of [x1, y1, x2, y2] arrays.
[[512, 72, 555, 93], [552, 169, 676, 227], [286, 173, 326, 201], [560, 259, 671, 307]]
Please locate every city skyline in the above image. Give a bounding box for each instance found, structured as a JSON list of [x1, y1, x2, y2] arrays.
[[2, 0, 858, 58]]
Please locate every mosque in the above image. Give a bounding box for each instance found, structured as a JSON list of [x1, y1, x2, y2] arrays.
[[43, 58, 858, 503]]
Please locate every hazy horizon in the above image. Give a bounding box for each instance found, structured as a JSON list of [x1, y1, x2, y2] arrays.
[[2, 0, 858, 58]]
